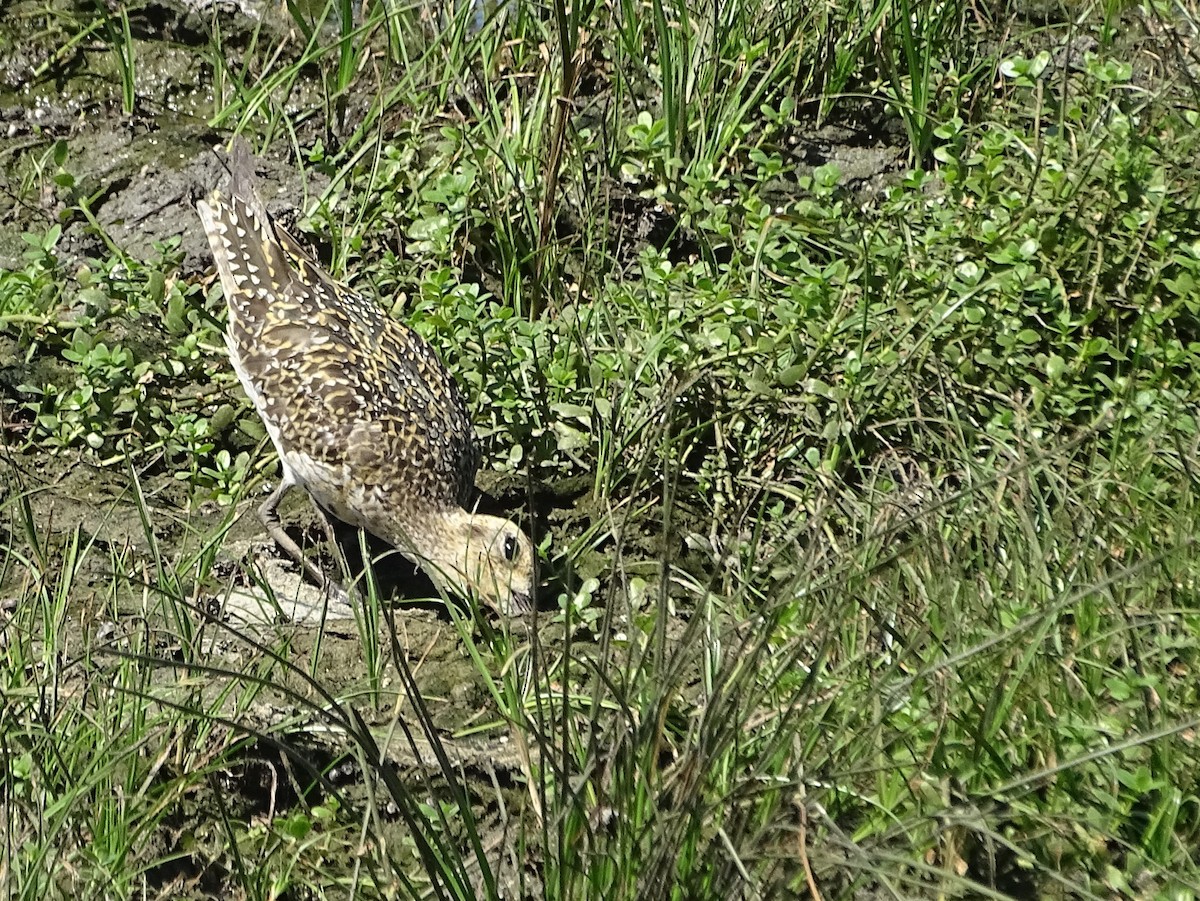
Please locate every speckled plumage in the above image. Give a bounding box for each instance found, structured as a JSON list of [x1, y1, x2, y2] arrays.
[[196, 140, 534, 614]]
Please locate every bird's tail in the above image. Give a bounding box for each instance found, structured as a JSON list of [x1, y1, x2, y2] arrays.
[[196, 138, 290, 334]]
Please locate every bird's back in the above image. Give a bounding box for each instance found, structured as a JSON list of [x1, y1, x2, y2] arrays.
[[196, 143, 480, 519]]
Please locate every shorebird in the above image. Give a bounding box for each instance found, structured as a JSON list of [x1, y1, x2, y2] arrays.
[[196, 140, 535, 615]]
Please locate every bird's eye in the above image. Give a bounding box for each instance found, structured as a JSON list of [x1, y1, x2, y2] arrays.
[[502, 533, 520, 562]]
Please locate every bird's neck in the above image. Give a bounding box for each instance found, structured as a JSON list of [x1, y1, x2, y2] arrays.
[[387, 507, 475, 598]]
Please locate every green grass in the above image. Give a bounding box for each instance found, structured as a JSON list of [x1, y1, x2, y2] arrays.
[[3, 0, 1200, 897]]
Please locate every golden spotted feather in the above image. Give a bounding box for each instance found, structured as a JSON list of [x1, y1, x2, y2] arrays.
[[196, 140, 534, 615]]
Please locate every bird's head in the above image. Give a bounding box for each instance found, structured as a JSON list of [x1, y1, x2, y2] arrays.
[[462, 515, 536, 615], [413, 513, 536, 616]]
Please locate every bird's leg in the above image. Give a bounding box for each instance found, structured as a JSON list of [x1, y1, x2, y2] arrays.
[[258, 478, 336, 592], [309, 501, 355, 589]]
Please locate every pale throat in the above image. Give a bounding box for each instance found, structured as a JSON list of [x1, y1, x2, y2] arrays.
[[379, 506, 477, 584]]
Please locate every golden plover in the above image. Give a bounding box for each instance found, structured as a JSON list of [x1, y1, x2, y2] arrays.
[[196, 140, 534, 614]]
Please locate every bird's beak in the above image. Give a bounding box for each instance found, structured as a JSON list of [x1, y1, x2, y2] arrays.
[[510, 590, 534, 615]]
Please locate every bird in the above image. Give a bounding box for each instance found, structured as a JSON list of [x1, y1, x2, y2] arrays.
[[195, 139, 535, 615]]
